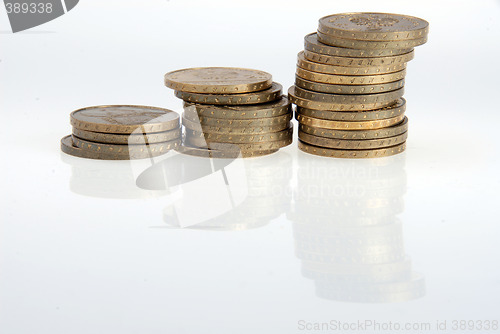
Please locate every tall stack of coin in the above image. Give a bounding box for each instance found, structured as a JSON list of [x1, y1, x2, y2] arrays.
[[164, 67, 293, 158], [289, 13, 429, 158], [60, 105, 181, 160]]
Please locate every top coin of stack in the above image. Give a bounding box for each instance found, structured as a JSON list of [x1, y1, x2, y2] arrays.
[[60, 105, 181, 160], [164, 67, 293, 158], [290, 12, 429, 159]]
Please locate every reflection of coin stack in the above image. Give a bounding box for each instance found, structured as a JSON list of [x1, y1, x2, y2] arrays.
[[61, 105, 181, 160], [163, 152, 292, 231], [289, 13, 429, 158], [164, 67, 293, 158], [288, 154, 425, 303]]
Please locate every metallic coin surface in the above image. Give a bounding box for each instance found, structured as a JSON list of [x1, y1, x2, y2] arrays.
[[289, 86, 400, 111], [182, 117, 291, 134], [303, 49, 414, 67], [71, 136, 180, 159], [297, 113, 405, 130], [183, 112, 292, 128], [175, 82, 282, 105], [185, 124, 293, 144], [298, 140, 406, 158], [72, 127, 181, 145], [296, 67, 406, 85], [186, 136, 292, 152], [164, 67, 272, 94], [299, 130, 408, 149], [70, 105, 180, 134], [318, 13, 429, 41], [60, 135, 127, 160], [183, 96, 290, 119], [304, 33, 412, 58], [296, 98, 406, 121], [295, 76, 404, 95], [299, 116, 408, 139], [292, 85, 404, 104], [317, 31, 427, 50], [298, 52, 406, 75], [175, 145, 278, 159]]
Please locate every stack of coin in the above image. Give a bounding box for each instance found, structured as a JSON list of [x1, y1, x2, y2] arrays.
[[289, 12, 429, 158], [60, 105, 181, 160], [164, 67, 293, 158]]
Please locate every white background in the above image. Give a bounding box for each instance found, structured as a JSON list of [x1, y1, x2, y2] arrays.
[[1, 0, 500, 333]]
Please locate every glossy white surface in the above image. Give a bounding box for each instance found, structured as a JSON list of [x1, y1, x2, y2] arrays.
[[1, 1, 500, 333]]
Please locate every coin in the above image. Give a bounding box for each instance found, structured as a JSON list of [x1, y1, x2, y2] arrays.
[[303, 49, 414, 67], [175, 145, 278, 159], [164, 67, 272, 94], [185, 125, 293, 144], [317, 31, 427, 50], [183, 112, 292, 128], [296, 98, 406, 121], [182, 117, 291, 134], [318, 13, 429, 41], [304, 33, 412, 58], [289, 86, 401, 111], [186, 136, 293, 152], [61, 135, 126, 160], [299, 130, 408, 149], [70, 105, 180, 134], [295, 76, 404, 95], [72, 127, 181, 144], [183, 96, 290, 119], [175, 82, 282, 105], [71, 135, 180, 159], [298, 140, 406, 158], [298, 52, 406, 75], [299, 116, 408, 139], [292, 85, 404, 105], [297, 113, 405, 130], [296, 67, 406, 85]]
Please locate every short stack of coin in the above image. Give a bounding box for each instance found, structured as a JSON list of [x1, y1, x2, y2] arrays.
[[164, 67, 293, 158], [61, 105, 181, 160], [289, 12, 429, 158]]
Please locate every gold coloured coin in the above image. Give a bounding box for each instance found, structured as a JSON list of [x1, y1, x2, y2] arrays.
[[303, 49, 414, 67], [61, 135, 127, 160], [175, 82, 282, 105], [183, 96, 290, 119], [175, 145, 278, 159], [183, 112, 292, 128], [182, 116, 291, 134], [298, 130, 408, 149], [72, 127, 181, 145], [296, 67, 406, 85], [186, 136, 292, 152], [297, 113, 405, 130], [295, 76, 404, 95], [185, 125, 293, 144], [298, 140, 406, 159], [304, 33, 412, 58], [297, 52, 406, 75], [298, 116, 408, 139], [317, 31, 427, 50], [292, 85, 403, 105], [296, 98, 406, 121], [164, 67, 272, 94], [70, 105, 180, 134], [318, 13, 429, 41]]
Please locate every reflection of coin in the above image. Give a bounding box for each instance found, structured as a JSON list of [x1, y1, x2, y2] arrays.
[[303, 49, 414, 67], [182, 116, 291, 134], [70, 105, 180, 134], [299, 131, 408, 149], [71, 136, 180, 159], [296, 98, 406, 121], [183, 113, 292, 128], [298, 117, 408, 139], [186, 136, 293, 152], [296, 67, 406, 85], [183, 96, 290, 119], [318, 13, 429, 41], [295, 76, 404, 95], [298, 140, 406, 159], [298, 52, 406, 75], [185, 125, 293, 144], [297, 113, 405, 130], [72, 127, 181, 144], [317, 31, 427, 50], [175, 82, 282, 105], [304, 33, 412, 58], [175, 145, 278, 158], [164, 67, 272, 94]]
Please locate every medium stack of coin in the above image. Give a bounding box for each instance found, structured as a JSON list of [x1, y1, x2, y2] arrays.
[[60, 105, 181, 160], [164, 67, 293, 158], [290, 12, 429, 158]]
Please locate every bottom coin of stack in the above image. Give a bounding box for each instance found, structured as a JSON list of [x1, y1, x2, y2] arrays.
[[60, 105, 181, 160]]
